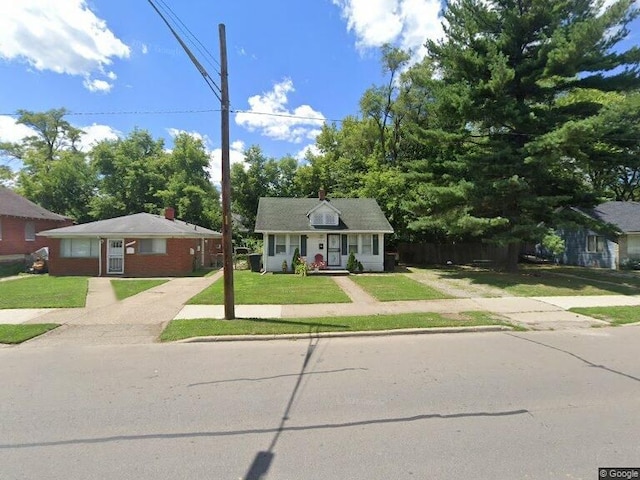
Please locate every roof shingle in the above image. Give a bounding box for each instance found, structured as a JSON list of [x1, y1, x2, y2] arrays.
[[581, 201, 640, 233], [38, 212, 221, 238], [0, 186, 69, 221], [255, 197, 393, 233]]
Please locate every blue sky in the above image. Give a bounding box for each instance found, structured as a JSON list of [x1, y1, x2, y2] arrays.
[[0, 0, 444, 182], [0, 0, 633, 183]]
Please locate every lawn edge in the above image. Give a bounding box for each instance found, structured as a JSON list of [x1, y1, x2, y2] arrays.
[[171, 325, 513, 343]]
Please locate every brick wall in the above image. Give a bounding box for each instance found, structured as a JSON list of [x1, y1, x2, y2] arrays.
[[0, 216, 72, 256], [123, 238, 200, 277], [47, 238, 99, 276], [48, 236, 221, 277]]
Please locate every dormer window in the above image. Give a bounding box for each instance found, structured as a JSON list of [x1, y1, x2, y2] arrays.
[[308, 195, 341, 227], [311, 211, 338, 226]]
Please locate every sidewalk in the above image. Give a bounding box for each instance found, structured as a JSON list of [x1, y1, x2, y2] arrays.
[[13, 272, 223, 346], [3, 273, 640, 346]]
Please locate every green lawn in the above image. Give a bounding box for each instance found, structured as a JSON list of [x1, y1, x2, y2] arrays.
[[160, 311, 513, 341], [350, 274, 452, 301], [0, 324, 59, 344], [188, 270, 351, 305], [570, 306, 640, 325], [111, 279, 168, 300], [0, 276, 88, 308], [435, 268, 640, 296]]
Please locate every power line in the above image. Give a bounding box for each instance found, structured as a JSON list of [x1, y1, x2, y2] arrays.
[[0, 108, 222, 116], [0, 108, 344, 122], [155, 0, 221, 73], [147, 0, 222, 101]]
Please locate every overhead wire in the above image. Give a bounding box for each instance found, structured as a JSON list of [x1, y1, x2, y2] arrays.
[[155, 0, 221, 72], [146, 0, 222, 102]]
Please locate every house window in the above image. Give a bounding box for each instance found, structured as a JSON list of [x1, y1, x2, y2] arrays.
[[275, 235, 286, 254], [587, 235, 605, 253], [139, 239, 167, 254], [25, 221, 35, 241], [61, 238, 100, 258], [311, 212, 338, 226], [348, 234, 358, 254], [361, 234, 373, 255], [289, 235, 300, 254]]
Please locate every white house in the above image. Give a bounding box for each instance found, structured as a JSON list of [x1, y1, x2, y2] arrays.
[[254, 190, 394, 272]]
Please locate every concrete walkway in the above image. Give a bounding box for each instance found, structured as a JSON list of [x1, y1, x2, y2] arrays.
[[16, 272, 224, 346], [3, 271, 640, 346]]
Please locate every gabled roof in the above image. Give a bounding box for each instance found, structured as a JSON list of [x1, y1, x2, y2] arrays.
[[0, 186, 69, 221], [38, 212, 222, 238], [579, 201, 640, 233], [255, 197, 394, 233], [307, 200, 341, 216]]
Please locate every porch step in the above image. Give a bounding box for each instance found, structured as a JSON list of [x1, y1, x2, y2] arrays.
[[308, 269, 350, 276]]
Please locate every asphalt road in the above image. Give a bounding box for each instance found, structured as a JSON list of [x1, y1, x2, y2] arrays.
[[1, 328, 639, 480]]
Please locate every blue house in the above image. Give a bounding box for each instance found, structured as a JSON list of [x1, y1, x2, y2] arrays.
[[558, 201, 640, 269]]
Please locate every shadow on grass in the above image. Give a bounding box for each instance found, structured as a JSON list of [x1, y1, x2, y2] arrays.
[[428, 266, 640, 296], [234, 317, 349, 329]]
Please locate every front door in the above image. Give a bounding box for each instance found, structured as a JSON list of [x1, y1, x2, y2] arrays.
[[327, 234, 341, 267], [107, 239, 124, 274]]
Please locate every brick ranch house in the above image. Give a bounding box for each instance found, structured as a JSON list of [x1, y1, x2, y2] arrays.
[[38, 208, 222, 277], [0, 186, 72, 261]]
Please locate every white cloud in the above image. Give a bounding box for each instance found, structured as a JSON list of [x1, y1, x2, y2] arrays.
[[332, 0, 443, 64], [0, 115, 119, 153], [0, 0, 130, 92], [83, 77, 112, 93], [295, 144, 320, 162], [141, 43, 149, 55], [166, 128, 209, 145], [209, 142, 246, 184], [0, 115, 37, 144], [78, 124, 120, 152], [235, 79, 326, 143]]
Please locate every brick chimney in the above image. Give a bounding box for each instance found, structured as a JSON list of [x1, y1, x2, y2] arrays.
[[318, 188, 326, 201], [164, 207, 175, 221]]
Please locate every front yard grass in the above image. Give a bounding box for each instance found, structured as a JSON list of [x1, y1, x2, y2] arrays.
[[569, 306, 640, 325], [436, 267, 640, 296], [350, 274, 452, 301], [0, 324, 59, 344], [111, 279, 168, 300], [160, 311, 513, 341], [0, 276, 88, 308], [188, 270, 351, 305]]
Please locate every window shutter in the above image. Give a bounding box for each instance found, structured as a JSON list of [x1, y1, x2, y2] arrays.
[[341, 235, 347, 255], [268, 235, 275, 256], [301, 235, 307, 256], [373, 235, 379, 255]]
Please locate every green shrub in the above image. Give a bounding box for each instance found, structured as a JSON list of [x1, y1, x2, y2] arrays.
[[295, 261, 309, 277], [291, 248, 301, 272], [347, 251, 357, 272]]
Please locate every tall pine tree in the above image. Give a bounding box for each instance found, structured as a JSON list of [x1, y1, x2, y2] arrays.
[[409, 0, 640, 269]]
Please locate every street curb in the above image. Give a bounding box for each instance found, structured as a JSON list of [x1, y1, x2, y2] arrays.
[[174, 325, 513, 343]]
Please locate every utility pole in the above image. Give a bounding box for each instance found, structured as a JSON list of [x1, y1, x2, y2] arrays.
[[219, 23, 235, 320]]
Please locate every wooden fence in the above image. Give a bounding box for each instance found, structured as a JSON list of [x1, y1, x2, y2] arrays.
[[397, 242, 510, 266]]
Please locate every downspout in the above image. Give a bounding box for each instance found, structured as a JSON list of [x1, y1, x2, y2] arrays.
[[201, 238, 205, 267], [98, 238, 103, 277]]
